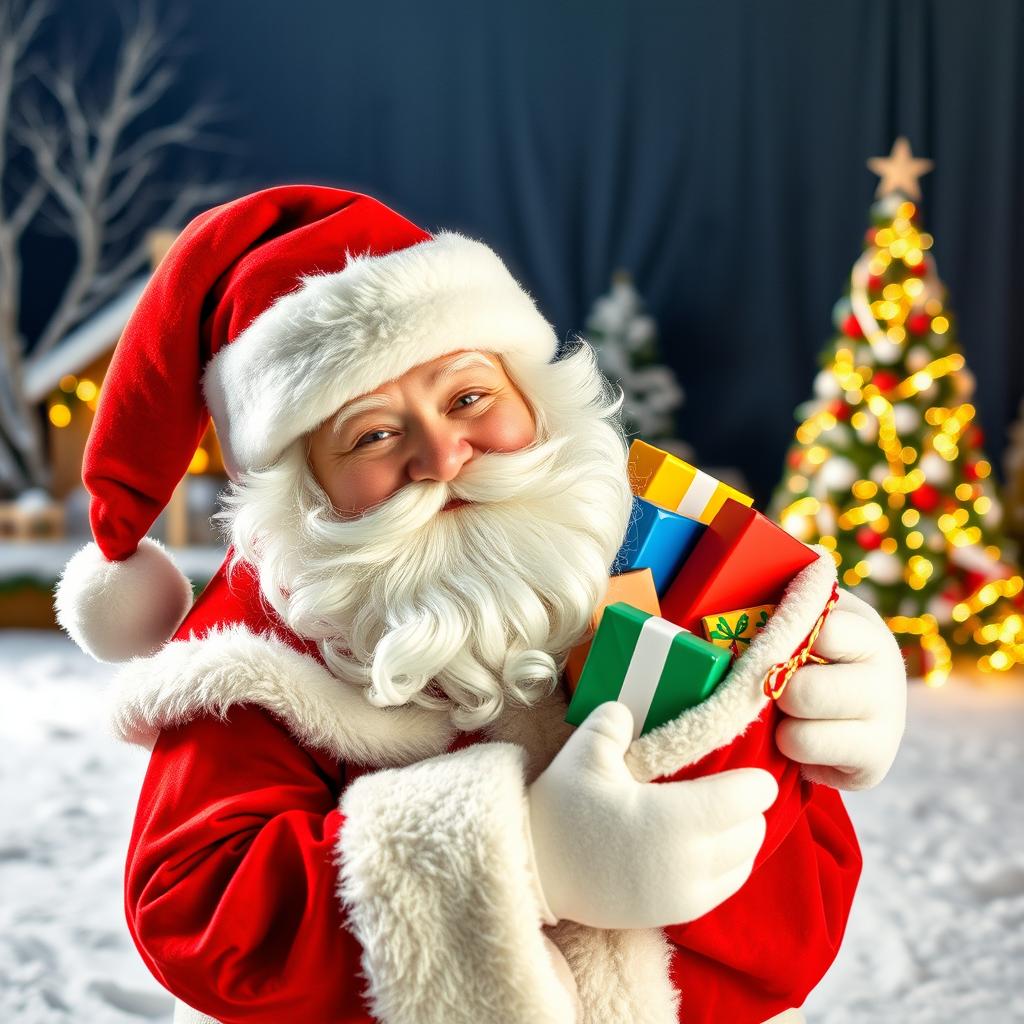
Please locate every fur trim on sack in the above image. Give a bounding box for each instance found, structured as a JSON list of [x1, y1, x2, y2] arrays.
[[625, 548, 837, 782]]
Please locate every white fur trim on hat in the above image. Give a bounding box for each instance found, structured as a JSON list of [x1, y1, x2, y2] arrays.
[[54, 537, 193, 664], [202, 231, 559, 477]]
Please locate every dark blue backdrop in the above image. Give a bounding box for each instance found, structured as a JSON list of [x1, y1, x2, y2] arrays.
[[27, 0, 1024, 502]]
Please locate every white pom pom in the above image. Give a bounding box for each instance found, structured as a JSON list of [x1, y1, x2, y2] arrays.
[[54, 536, 193, 663]]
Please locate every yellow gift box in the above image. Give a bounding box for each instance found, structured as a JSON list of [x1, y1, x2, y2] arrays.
[[701, 604, 775, 655], [627, 440, 753, 524]]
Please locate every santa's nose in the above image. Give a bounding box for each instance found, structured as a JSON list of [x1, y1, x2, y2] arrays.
[[407, 425, 474, 483]]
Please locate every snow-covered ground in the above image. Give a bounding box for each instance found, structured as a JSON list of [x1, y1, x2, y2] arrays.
[[1, 629, 1021, 1023]]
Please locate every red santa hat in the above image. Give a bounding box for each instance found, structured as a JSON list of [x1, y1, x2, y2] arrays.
[[54, 185, 559, 663]]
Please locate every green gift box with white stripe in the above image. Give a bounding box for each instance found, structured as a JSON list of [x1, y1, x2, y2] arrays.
[[565, 602, 732, 739]]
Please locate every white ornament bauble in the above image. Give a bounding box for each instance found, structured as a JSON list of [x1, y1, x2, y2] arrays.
[[865, 549, 902, 585], [819, 456, 858, 492], [872, 338, 902, 364], [892, 403, 920, 434], [869, 462, 889, 485], [926, 593, 954, 624], [816, 504, 837, 537], [813, 370, 841, 400], [927, 531, 946, 552], [919, 452, 952, 485], [906, 346, 931, 372], [857, 415, 879, 444]]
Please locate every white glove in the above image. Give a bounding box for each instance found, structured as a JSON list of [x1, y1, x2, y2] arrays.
[[524, 701, 778, 930], [775, 586, 907, 791]]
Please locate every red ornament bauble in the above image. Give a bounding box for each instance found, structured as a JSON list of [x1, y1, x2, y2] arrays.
[[911, 484, 941, 512], [907, 313, 931, 335], [787, 449, 804, 469], [830, 399, 852, 421], [867, 274, 884, 291], [865, 228, 878, 246], [856, 527, 883, 551], [906, 261, 927, 277], [964, 461, 979, 481], [969, 426, 985, 446], [873, 370, 900, 393], [842, 313, 863, 338]]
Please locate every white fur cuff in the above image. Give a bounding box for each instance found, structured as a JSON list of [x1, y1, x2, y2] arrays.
[[335, 742, 578, 1024]]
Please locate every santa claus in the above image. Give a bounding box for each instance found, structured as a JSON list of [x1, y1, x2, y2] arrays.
[[54, 186, 906, 1024]]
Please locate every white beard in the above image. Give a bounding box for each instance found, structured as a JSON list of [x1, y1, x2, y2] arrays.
[[217, 346, 635, 730]]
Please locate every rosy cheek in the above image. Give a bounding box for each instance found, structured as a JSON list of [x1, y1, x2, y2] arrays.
[[481, 400, 537, 453], [321, 460, 396, 517]]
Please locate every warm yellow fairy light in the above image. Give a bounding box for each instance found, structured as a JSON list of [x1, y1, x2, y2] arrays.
[[788, 474, 808, 492], [919, 232, 933, 249], [889, 240, 909, 259], [974, 496, 992, 515], [59, 374, 78, 393], [872, 515, 891, 533], [901, 446, 917, 464], [874, 228, 895, 247], [932, 316, 949, 334], [882, 284, 903, 301], [75, 379, 98, 402], [853, 480, 878, 499], [955, 483, 974, 501], [975, 460, 991, 479], [781, 496, 820, 520], [902, 508, 920, 527], [924, 297, 941, 314], [904, 247, 923, 266], [48, 403, 71, 428], [985, 545, 1002, 560], [886, 613, 952, 686], [887, 325, 907, 342], [906, 531, 924, 549], [806, 446, 830, 465], [188, 447, 210, 474], [903, 280, 924, 299], [819, 535, 837, 550], [898, 201, 916, 218], [880, 537, 899, 554], [869, 256, 890, 275], [843, 569, 860, 586]]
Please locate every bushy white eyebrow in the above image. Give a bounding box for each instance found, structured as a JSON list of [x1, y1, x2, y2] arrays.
[[329, 394, 393, 437], [329, 351, 499, 437]]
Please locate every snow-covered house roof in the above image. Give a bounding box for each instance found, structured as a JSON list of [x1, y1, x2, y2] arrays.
[[23, 275, 149, 404]]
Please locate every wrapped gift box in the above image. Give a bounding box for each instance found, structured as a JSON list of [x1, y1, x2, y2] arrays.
[[565, 602, 731, 740], [661, 497, 817, 632], [628, 439, 753, 524], [613, 496, 705, 597], [702, 604, 775, 657], [565, 568, 660, 691]]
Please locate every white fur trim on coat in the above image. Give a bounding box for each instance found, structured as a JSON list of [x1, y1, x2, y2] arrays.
[[335, 741, 581, 1024], [201, 231, 559, 477], [54, 536, 194, 664], [109, 622, 455, 768]]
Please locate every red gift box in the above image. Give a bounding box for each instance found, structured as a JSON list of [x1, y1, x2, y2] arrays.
[[660, 497, 819, 632]]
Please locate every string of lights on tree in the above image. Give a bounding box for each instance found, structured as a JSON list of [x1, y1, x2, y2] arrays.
[[771, 138, 1024, 685]]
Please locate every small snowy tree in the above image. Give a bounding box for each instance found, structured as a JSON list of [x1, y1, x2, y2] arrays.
[[584, 269, 684, 444], [0, 0, 236, 496]]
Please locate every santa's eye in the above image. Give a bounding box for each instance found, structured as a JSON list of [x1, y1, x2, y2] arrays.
[[354, 429, 395, 448]]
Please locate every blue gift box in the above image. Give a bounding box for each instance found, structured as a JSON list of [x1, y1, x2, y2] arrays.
[[613, 496, 705, 596]]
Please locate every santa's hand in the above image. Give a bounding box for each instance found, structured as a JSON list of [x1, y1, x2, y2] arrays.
[[775, 587, 907, 791], [525, 701, 778, 930]]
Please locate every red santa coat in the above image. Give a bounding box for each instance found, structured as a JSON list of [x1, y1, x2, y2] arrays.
[[111, 548, 861, 1024]]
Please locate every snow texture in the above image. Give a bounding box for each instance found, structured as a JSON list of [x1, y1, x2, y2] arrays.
[[0, 629, 1021, 1023]]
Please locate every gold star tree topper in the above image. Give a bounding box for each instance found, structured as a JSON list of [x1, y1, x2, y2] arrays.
[[867, 137, 934, 200]]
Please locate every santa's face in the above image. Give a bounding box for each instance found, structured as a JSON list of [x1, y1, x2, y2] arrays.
[[305, 350, 538, 518], [217, 343, 634, 730]]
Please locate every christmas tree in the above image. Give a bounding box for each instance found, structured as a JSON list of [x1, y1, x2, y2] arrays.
[[584, 270, 684, 444], [771, 138, 1024, 684]]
